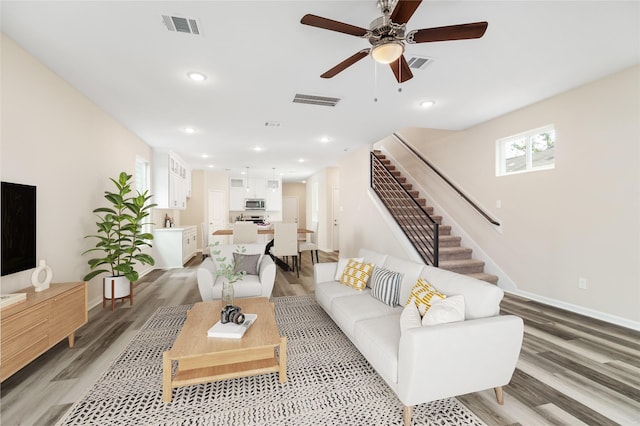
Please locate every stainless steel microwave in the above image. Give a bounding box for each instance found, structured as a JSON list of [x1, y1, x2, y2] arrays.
[[244, 199, 265, 210]]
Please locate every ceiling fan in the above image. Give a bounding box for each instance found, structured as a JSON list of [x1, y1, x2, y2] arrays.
[[300, 0, 488, 83]]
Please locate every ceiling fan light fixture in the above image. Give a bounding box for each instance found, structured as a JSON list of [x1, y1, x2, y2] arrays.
[[371, 41, 404, 64]]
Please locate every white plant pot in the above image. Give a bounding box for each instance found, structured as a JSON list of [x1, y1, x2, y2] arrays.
[[103, 276, 130, 299]]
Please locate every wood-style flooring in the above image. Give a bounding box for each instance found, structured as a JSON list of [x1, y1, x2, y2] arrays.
[[1, 252, 638, 425]]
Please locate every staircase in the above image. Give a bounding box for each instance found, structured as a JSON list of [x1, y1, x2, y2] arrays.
[[372, 150, 498, 284]]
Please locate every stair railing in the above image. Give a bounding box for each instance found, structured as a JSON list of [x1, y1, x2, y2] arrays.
[[393, 133, 501, 227], [370, 152, 439, 267]]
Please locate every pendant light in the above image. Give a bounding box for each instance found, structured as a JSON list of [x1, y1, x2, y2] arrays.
[[271, 168, 276, 193], [245, 166, 250, 192]]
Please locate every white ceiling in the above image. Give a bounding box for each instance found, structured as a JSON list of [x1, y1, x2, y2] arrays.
[[2, 1, 639, 181]]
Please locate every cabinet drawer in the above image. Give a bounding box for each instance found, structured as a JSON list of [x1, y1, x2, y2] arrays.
[[1, 303, 48, 341], [1, 318, 48, 361], [0, 336, 49, 382], [49, 287, 87, 345]]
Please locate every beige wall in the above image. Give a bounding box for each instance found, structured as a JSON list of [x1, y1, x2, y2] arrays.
[[357, 65, 639, 328], [1, 34, 153, 307]]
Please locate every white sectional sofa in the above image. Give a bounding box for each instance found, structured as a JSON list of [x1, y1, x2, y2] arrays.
[[314, 248, 524, 425], [197, 243, 276, 301]]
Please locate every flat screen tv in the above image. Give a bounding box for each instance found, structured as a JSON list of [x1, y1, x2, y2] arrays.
[[1, 181, 36, 276]]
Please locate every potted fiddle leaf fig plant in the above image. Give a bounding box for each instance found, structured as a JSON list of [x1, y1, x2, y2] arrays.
[[82, 172, 157, 304]]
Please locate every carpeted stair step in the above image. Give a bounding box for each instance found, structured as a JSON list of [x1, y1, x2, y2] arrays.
[[466, 272, 499, 285], [438, 259, 485, 275], [438, 246, 473, 261], [439, 235, 462, 247]]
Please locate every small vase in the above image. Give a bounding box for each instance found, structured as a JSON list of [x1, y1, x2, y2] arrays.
[[31, 259, 53, 292], [222, 281, 234, 306]]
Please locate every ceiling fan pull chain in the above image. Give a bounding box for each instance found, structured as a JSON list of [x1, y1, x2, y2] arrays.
[[373, 61, 378, 102]]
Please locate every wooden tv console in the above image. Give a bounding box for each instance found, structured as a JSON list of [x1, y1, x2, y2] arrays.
[[0, 281, 88, 382]]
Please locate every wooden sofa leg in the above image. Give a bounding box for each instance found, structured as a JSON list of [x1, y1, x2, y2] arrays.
[[403, 405, 412, 426], [494, 386, 504, 405]]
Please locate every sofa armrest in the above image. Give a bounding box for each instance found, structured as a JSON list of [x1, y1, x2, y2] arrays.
[[397, 315, 524, 406], [314, 262, 338, 284], [258, 255, 276, 298], [196, 257, 217, 301]]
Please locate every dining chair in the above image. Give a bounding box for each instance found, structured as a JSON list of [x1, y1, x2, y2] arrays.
[[233, 222, 258, 244], [298, 222, 319, 264], [272, 222, 299, 277], [201, 222, 211, 260]]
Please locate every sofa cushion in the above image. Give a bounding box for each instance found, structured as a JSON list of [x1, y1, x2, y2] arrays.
[[422, 295, 465, 326], [406, 278, 446, 316], [383, 256, 426, 305], [315, 280, 368, 312], [340, 260, 374, 291], [370, 267, 402, 306], [420, 266, 503, 319], [334, 257, 364, 281], [354, 314, 402, 385], [331, 294, 401, 337], [358, 249, 388, 268], [400, 302, 422, 333], [233, 252, 261, 275]]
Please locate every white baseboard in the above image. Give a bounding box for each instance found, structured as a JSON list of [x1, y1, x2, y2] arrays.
[[506, 289, 640, 331]]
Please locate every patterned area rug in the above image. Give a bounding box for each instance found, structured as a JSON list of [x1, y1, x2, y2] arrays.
[[57, 295, 486, 426]]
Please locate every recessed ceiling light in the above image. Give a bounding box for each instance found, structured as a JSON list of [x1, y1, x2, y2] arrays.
[[201, 154, 209, 159], [254, 146, 262, 152], [184, 127, 196, 134], [420, 100, 436, 109], [187, 72, 207, 81], [320, 136, 330, 143], [208, 164, 214, 168], [298, 158, 305, 163]]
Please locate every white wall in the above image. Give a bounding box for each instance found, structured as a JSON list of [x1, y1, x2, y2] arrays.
[[1, 34, 153, 307], [357, 65, 640, 328]]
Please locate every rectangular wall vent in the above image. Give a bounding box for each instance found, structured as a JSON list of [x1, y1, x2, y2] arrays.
[[293, 93, 340, 107], [162, 15, 201, 35], [406, 55, 434, 70]]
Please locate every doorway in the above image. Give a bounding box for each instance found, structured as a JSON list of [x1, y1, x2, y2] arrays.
[[283, 196, 299, 224]]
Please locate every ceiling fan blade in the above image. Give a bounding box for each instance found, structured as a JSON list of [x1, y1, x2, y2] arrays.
[[408, 22, 488, 43], [390, 0, 423, 25], [321, 49, 370, 78], [389, 55, 413, 83], [301, 14, 368, 37]]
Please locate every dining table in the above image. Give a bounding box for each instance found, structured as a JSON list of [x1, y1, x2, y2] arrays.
[[211, 228, 314, 236]]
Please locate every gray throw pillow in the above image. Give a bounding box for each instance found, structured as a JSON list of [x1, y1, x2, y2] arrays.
[[233, 253, 261, 275]]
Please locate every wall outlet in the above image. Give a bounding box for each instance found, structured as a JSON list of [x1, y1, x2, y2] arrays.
[[578, 277, 587, 290]]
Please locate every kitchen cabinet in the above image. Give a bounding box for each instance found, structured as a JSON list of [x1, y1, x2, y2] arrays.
[[153, 150, 191, 210], [229, 178, 267, 210], [265, 178, 282, 211], [153, 226, 197, 268]]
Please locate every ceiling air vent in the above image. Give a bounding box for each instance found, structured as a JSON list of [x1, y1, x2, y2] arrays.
[[162, 15, 201, 35], [406, 55, 434, 70], [293, 93, 340, 107]]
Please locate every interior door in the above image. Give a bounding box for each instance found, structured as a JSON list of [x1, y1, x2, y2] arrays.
[[208, 190, 226, 244], [283, 196, 299, 224], [332, 187, 340, 251]]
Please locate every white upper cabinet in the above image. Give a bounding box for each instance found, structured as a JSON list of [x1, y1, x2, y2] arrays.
[[265, 178, 282, 211], [153, 150, 191, 210]]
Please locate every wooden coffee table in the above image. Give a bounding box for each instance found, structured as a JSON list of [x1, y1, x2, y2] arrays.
[[162, 297, 286, 402]]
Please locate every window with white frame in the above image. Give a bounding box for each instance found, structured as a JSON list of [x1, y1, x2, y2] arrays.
[[496, 125, 555, 176]]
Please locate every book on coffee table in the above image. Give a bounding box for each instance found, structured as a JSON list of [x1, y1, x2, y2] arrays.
[[207, 314, 257, 339]]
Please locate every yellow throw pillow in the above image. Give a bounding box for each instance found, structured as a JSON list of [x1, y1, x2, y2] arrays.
[[340, 260, 374, 291], [406, 278, 446, 316]]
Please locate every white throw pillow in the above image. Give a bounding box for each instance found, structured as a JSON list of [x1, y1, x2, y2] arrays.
[[400, 301, 422, 334], [334, 257, 364, 281], [422, 295, 465, 326]]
